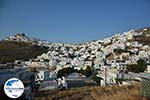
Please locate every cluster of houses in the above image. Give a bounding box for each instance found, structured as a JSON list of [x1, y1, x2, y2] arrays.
[[1, 28, 150, 99], [3, 33, 33, 43], [2, 33, 49, 46], [2, 29, 150, 73], [24, 28, 150, 78]]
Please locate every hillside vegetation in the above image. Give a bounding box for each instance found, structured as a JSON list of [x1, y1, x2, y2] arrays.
[[34, 84, 148, 100], [0, 41, 48, 63]]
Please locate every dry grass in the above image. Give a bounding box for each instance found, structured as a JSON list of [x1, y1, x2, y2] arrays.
[[34, 84, 148, 100]]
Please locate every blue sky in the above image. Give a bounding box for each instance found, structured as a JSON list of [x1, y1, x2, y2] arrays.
[[0, 0, 150, 43]]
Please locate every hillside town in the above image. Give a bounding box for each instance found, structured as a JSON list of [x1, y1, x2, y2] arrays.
[[0, 27, 150, 100]]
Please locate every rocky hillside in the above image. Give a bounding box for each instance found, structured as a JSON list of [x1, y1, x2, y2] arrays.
[[0, 41, 48, 64]]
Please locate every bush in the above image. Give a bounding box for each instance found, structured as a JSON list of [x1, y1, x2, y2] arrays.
[[79, 66, 93, 77], [57, 67, 77, 78], [127, 59, 147, 73], [92, 76, 103, 85], [57, 66, 93, 78]]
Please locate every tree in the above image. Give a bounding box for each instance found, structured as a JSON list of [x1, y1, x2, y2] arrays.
[[79, 66, 93, 77], [127, 59, 147, 73], [137, 59, 147, 72], [92, 76, 103, 85], [57, 67, 76, 78], [57, 66, 93, 78]]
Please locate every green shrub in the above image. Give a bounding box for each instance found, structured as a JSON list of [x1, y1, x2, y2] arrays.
[[57, 67, 76, 78], [92, 76, 103, 85], [127, 59, 147, 73], [79, 66, 93, 77]]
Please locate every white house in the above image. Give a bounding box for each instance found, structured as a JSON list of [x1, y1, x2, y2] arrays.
[[35, 69, 50, 81]]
